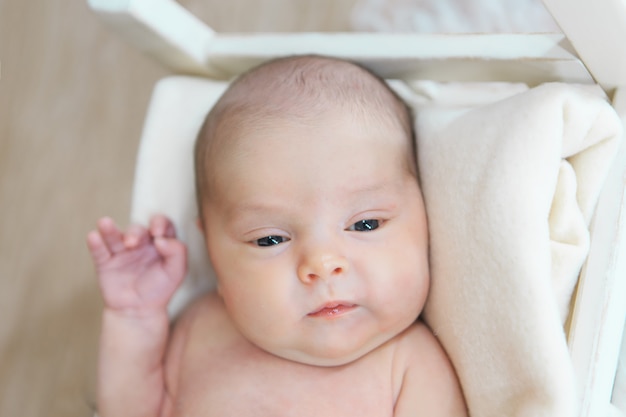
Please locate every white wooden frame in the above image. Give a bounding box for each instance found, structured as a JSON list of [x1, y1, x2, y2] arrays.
[[87, 1, 626, 416]]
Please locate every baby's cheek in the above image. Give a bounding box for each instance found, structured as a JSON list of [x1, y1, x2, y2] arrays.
[[368, 262, 423, 312], [394, 252, 430, 312]]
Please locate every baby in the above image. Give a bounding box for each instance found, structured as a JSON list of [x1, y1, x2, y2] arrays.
[[87, 55, 467, 417]]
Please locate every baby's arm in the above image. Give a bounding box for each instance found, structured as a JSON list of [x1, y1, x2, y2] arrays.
[[87, 215, 186, 417], [394, 322, 468, 417]]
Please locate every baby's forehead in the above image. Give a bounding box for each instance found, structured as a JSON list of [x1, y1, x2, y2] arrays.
[[196, 56, 417, 192], [214, 96, 408, 159]]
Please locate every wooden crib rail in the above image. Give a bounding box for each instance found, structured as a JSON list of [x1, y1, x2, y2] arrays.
[[87, 0, 594, 86]]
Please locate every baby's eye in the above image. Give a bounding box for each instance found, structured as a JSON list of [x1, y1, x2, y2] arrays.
[[254, 235, 289, 247], [349, 219, 380, 232]]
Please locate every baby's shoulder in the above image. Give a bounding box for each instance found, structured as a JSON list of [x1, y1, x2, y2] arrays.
[[391, 321, 444, 365], [172, 291, 237, 343], [164, 292, 241, 394], [391, 322, 468, 416]]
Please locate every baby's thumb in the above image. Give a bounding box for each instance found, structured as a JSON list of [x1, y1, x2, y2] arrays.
[[154, 237, 187, 284]]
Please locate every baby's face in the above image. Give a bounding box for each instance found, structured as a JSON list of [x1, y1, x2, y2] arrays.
[[201, 108, 429, 366]]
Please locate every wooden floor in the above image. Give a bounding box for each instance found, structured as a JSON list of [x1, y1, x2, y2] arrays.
[[0, 1, 355, 415]]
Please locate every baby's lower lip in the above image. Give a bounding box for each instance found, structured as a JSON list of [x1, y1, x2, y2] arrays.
[[307, 304, 357, 318]]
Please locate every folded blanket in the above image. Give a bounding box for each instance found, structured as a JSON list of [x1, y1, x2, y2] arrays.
[[407, 82, 622, 417]]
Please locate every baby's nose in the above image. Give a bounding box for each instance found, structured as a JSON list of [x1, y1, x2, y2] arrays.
[[297, 252, 349, 284]]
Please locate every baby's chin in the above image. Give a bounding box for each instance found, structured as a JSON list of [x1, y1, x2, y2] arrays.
[[264, 333, 399, 368], [280, 349, 367, 368]]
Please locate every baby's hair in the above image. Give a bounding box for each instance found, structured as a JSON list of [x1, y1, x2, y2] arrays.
[[194, 55, 417, 220]]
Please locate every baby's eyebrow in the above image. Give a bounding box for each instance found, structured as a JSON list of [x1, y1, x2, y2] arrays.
[[227, 201, 289, 220], [341, 180, 407, 201], [345, 182, 390, 196], [222, 204, 282, 233]]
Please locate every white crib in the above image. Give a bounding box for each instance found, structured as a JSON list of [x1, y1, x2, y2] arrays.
[[86, 1, 626, 416]]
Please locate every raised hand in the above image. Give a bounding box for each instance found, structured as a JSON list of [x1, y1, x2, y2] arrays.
[[87, 215, 187, 313]]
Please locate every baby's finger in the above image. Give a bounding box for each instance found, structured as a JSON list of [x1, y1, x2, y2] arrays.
[[86, 230, 111, 265], [97, 217, 126, 254], [124, 224, 150, 248], [154, 237, 187, 284], [150, 214, 177, 239]]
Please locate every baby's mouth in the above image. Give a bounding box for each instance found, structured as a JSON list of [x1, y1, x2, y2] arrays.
[[307, 302, 357, 318]]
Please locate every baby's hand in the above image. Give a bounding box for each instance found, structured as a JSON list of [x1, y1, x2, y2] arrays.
[[87, 215, 187, 314]]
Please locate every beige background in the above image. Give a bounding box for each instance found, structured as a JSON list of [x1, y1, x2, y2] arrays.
[[0, 1, 356, 416]]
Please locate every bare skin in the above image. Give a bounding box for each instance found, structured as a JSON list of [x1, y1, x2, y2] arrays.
[[87, 215, 186, 417], [165, 292, 466, 417], [88, 217, 465, 416], [87, 56, 467, 417]]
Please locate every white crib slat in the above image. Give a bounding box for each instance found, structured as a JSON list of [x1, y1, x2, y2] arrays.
[[568, 88, 626, 417], [204, 33, 593, 85], [87, 0, 217, 76], [86, 0, 594, 85], [542, 0, 626, 94]]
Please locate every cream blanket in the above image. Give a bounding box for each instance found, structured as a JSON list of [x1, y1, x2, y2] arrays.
[[131, 77, 622, 417], [405, 82, 622, 417]]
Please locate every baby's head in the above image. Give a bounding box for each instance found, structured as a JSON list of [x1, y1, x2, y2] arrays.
[[195, 55, 417, 213], [194, 55, 430, 366]]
